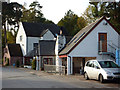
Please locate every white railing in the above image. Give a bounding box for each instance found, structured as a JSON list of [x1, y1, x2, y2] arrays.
[[98, 40, 119, 56], [44, 64, 65, 75]]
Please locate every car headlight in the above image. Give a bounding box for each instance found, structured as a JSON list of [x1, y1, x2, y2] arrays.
[[106, 72, 113, 75]]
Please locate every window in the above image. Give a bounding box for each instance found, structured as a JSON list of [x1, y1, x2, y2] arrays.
[[100, 35, 104, 41], [20, 35, 22, 41], [86, 61, 90, 66], [33, 43, 38, 48], [93, 61, 100, 68], [98, 61, 119, 68], [86, 61, 93, 67]]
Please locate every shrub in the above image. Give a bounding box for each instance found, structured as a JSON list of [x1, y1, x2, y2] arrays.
[[32, 59, 36, 70], [5, 58, 9, 66], [16, 60, 20, 67]]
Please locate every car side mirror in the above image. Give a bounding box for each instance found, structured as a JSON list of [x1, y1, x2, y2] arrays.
[[96, 66, 100, 69]]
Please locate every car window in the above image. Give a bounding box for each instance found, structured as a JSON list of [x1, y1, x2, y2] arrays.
[[86, 61, 89, 66], [93, 61, 100, 69], [98, 61, 119, 68], [88, 61, 94, 67]]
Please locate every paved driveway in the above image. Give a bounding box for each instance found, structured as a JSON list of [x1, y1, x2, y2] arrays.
[[2, 66, 120, 88]]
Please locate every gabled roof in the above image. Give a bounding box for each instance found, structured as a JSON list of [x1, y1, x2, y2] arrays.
[[39, 40, 56, 56], [8, 44, 23, 57], [25, 50, 34, 57], [59, 16, 120, 55], [22, 22, 69, 37]]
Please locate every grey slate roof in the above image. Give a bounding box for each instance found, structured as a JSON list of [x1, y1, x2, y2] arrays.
[[22, 22, 69, 37], [59, 17, 105, 55], [39, 40, 56, 56], [25, 50, 34, 57], [8, 44, 23, 57]]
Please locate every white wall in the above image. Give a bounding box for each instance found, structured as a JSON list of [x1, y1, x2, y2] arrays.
[[16, 25, 56, 55], [16, 22, 27, 56], [55, 35, 66, 67], [69, 19, 119, 60]]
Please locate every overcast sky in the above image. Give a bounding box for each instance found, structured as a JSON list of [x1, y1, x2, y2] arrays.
[[10, 0, 89, 24]]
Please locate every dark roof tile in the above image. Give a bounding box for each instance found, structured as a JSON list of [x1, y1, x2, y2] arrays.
[[8, 44, 23, 57], [22, 22, 69, 37]]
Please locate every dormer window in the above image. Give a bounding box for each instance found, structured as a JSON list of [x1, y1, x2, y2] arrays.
[[20, 35, 22, 41]]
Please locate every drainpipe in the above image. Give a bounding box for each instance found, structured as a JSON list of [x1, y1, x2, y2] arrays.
[[68, 56, 71, 74]]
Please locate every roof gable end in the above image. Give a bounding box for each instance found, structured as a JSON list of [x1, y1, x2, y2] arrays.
[[59, 16, 119, 55]]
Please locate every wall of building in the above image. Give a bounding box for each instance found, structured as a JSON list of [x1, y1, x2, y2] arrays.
[[26, 30, 56, 54], [3, 46, 10, 65], [27, 37, 41, 53], [16, 22, 27, 56], [55, 35, 66, 67], [69, 19, 119, 60]]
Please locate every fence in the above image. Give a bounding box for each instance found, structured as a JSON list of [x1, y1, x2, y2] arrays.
[[44, 64, 65, 75]]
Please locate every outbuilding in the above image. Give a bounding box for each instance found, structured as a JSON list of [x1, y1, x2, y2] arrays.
[[3, 44, 23, 66]]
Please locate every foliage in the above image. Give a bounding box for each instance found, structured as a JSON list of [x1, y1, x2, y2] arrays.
[[16, 60, 20, 67], [2, 1, 54, 49], [21, 1, 54, 24], [5, 58, 9, 66], [32, 59, 36, 70], [83, 2, 120, 32], [2, 2, 23, 39], [7, 31, 15, 44], [58, 10, 87, 36], [2, 30, 15, 48], [82, 5, 97, 24]]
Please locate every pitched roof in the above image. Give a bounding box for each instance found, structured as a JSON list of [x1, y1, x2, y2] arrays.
[[25, 50, 34, 57], [39, 40, 56, 56], [8, 44, 23, 57], [22, 22, 69, 37], [59, 16, 120, 55]]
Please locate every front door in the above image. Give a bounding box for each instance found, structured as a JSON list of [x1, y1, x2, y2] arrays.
[[99, 33, 107, 52]]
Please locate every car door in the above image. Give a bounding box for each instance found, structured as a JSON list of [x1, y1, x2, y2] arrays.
[[86, 61, 94, 79], [92, 61, 100, 79]]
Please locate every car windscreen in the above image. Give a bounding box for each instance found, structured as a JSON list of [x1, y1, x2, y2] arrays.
[[98, 61, 119, 68]]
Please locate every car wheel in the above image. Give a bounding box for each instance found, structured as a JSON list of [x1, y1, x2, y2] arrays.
[[99, 74, 104, 83], [84, 72, 89, 80]]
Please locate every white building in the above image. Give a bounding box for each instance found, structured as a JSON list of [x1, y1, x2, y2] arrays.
[[16, 22, 69, 65], [58, 16, 120, 75]]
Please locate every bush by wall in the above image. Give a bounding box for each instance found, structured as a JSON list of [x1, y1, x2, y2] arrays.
[[32, 59, 36, 70], [16, 60, 20, 67], [5, 58, 9, 66]]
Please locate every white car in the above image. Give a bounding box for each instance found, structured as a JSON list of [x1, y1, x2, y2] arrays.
[[84, 60, 120, 83]]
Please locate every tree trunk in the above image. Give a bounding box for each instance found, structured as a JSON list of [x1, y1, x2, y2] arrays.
[[3, 24, 7, 46]]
